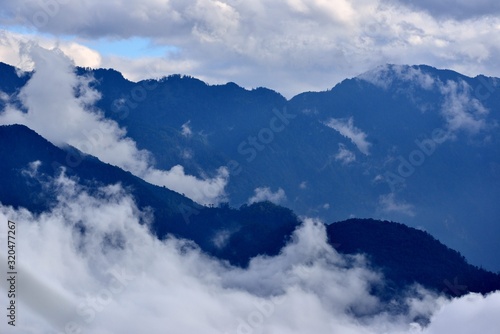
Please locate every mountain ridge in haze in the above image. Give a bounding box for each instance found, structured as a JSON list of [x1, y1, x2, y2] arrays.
[[1, 62, 499, 272], [0, 124, 498, 299]]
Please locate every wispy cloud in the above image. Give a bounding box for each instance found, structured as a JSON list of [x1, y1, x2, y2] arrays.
[[248, 187, 287, 205], [379, 193, 416, 217], [325, 117, 371, 155], [335, 143, 356, 165], [358, 65, 492, 137], [181, 120, 193, 137], [439, 80, 489, 135]]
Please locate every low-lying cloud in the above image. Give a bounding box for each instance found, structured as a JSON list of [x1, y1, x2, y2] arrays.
[[439, 79, 490, 135], [358, 64, 492, 138], [0, 169, 498, 333], [248, 187, 287, 205], [325, 117, 372, 155], [0, 45, 228, 205]]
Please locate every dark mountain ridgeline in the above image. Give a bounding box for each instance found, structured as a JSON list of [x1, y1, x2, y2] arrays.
[[0, 124, 498, 299], [327, 219, 500, 297], [1, 61, 499, 296], [0, 124, 300, 266]]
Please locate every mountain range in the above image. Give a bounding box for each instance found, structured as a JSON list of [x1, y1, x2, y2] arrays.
[[81, 63, 500, 272], [0, 61, 499, 300]]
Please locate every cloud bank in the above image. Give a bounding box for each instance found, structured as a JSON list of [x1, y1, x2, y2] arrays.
[[0, 45, 228, 205], [0, 171, 498, 333]]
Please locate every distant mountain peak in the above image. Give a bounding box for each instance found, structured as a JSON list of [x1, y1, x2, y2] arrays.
[[355, 63, 472, 90]]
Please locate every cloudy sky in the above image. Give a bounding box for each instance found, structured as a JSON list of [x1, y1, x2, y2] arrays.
[[1, 0, 500, 97]]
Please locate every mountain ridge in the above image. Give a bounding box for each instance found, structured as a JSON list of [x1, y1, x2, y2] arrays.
[[0, 123, 498, 298], [1, 62, 499, 272]]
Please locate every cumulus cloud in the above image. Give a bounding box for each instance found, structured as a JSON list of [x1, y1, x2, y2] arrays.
[[421, 292, 500, 334], [0, 30, 101, 71], [379, 193, 416, 217], [325, 117, 371, 155], [0, 172, 498, 333], [2, 1, 500, 97], [248, 187, 287, 205], [0, 44, 228, 205]]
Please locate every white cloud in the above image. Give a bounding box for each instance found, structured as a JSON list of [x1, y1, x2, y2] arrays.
[[390, 0, 500, 20], [100, 54, 198, 83], [379, 193, 416, 217], [439, 80, 489, 135], [335, 143, 356, 164], [0, 45, 228, 205], [325, 117, 371, 155], [248, 187, 287, 205], [0, 30, 101, 71], [144, 166, 229, 205], [422, 292, 500, 334], [1, 173, 498, 333]]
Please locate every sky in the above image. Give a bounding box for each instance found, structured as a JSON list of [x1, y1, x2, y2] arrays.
[[1, 0, 500, 98]]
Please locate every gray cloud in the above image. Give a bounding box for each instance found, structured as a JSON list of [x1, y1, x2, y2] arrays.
[[2, 1, 500, 97], [387, 0, 500, 20]]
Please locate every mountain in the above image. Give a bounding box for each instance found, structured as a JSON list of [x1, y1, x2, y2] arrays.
[[327, 219, 500, 298], [0, 124, 300, 266], [67, 63, 499, 272], [0, 124, 498, 299]]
